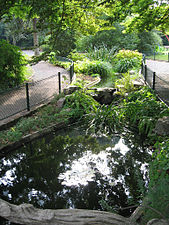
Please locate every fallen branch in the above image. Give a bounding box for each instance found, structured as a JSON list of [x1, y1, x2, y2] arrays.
[[0, 198, 131, 225]]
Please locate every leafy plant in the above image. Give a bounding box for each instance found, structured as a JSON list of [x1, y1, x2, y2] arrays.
[[142, 140, 169, 223], [88, 104, 122, 134], [113, 49, 142, 73], [115, 72, 138, 95], [64, 90, 100, 121], [86, 46, 117, 63], [150, 140, 169, 185], [68, 52, 86, 62], [0, 39, 27, 91], [75, 59, 113, 80]]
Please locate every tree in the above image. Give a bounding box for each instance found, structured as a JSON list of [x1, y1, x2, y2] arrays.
[[1, 0, 107, 55], [104, 0, 169, 32]]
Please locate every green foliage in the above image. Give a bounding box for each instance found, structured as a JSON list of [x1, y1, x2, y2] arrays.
[[137, 31, 163, 54], [121, 88, 169, 137], [115, 72, 138, 95], [0, 40, 27, 91], [48, 52, 71, 69], [114, 49, 142, 73], [75, 59, 113, 80], [142, 178, 169, 222], [76, 24, 139, 52], [86, 46, 116, 64], [64, 90, 100, 121], [51, 29, 76, 57], [88, 87, 169, 139], [88, 104, 122, 135], [147, 140, 169, 222], [143, 140, 169, 223], [68, 52, 86, 62], [150, 140, 169, 185]]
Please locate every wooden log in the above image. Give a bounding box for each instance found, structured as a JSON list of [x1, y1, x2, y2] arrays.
[[0, 198, 131, 225]]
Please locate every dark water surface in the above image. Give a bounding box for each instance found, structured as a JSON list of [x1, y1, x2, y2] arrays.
[[0, 125, 151, 224]]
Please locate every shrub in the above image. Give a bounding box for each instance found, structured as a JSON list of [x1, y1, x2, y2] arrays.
[[75, 59, 113, 80], [76, 24, 139, 52], [68, 52, 86, 62], [114, 49, 142, 73], [0, 40, 27, 91]]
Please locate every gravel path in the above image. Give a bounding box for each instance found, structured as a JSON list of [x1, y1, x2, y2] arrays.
[[23, 50, 70, 81], [0, 51, 70, 123], [31, 61, 69, 82], [146, 59, 169, 81], [146, 59, 169, 106]]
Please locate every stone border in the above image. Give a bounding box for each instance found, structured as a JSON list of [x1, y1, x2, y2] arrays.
[[0, 121, 67, 156]]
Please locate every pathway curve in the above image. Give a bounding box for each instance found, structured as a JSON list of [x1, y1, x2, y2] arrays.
[[146, 59, 169, 81], [0, 51, 70, 124], [23, 50, 70, 81], [146, 59, 169, 106]]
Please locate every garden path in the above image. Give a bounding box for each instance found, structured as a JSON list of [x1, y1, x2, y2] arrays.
[[23, 50, 70, 81], [146, 59, 169, 81], [0, 51, 70, 125], [146, 59, 169, 106]]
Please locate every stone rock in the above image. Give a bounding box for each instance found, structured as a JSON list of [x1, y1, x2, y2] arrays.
[[92, 87, 117, 104], [57, 97, 66, 109], [147, 218, 169, 225], [154, 116, 169, 136], [63, 86, 81, 95]]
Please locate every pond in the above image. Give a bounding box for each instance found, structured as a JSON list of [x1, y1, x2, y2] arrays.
[[0, 125, 151, 224]]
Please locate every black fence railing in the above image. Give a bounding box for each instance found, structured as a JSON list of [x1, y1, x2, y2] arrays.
[[0, 58, 75, 121], [141, 60, 169, 106]]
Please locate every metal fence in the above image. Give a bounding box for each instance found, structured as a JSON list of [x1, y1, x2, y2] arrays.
[[141, 61, 169, 106], [0, 59, 75, 121]]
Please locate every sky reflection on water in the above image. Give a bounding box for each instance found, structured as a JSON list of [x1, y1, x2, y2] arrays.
[[0, 126, 151, 224]]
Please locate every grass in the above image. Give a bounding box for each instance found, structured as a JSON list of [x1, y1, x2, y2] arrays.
[[146, 53, 169, 61]]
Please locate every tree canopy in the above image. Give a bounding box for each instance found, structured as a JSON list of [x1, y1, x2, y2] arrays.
[[1, 0, 169, 33], [104, 0, 169, 32]]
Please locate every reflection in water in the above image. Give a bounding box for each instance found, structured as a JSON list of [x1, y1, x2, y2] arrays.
[[0, 126, 151, 224]]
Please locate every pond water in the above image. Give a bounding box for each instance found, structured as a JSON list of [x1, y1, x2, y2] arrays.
[[0, 125, 151, 224]]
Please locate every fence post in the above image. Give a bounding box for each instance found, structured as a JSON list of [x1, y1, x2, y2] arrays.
[[145, 65, 147, 83], [152, 72, 156, 90], [26, 83, 30, 111], [58, 72, 61, 94], [70, 62, 74, 83]]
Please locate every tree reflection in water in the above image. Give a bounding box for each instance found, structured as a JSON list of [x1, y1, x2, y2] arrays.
[[0, 126, 151, 225]]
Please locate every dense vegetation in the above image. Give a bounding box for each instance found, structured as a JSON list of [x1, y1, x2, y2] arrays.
[[0, 0, 169, 224], [0, 40, 27, 91]]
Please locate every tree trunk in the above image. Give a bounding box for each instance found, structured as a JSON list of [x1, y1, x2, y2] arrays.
[[0, 198, 131, 225], [12, 36, 16, 46], [33, 18, 40, 56]]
